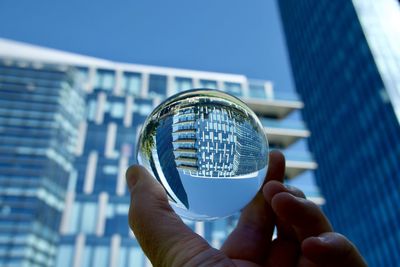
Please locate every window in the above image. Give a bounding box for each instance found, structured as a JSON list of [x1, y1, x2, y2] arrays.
[[103, 165, 118, 175], [128, 247, 144, 267], [118, 247, 127, 267], [249, 82, 266, 98], [92, 246, 108, 267], [55, 246, 73, 267], [200, 79, 217, 89], [76, 68, 89, 86], [148, 74, 167, 97], [175, 77, 193, 92], [122, 72, 141, 95], [110, 102, 125, 118], [82, 247, 92, 267], [95, 70, 115, 91], [70, 202, 81, 233], [133, 104, 153, 116], [87, 100, 97, 121], [81, 203, 97, 233], [224, 82, 242, 97]]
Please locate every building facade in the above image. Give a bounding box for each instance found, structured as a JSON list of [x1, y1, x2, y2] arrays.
[[0, 59, 85, 266], [277, 0, 400, 265], [0, 38, 322, 267]]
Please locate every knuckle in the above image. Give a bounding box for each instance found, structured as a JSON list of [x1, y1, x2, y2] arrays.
[[285, 184, 306, 198]]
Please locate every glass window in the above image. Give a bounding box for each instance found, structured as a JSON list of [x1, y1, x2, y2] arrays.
[[118, 247, 127, 267], [55, 246, 73, 267], [82, 246, 92, 267], [116, 204, 129, 214], [95, 70, 115, 90], [103, 165, 118, 175], [134, 104, 153, 116], [76, 68, 89, 85], [103, 73, 114, 89], [128, 247, 144, 267], [249, 83, 266, 98], [93, 246, 108, 267], [70, 202, 81, 233], [122, 72, 141, 95], [200, 79, 217, 89], [81, 203, 97, 233], [110, 102, 125, 118], [87, 100, 97, 121], [224, 82, 242, 97], [148, 74, 167, 97], [175, 77, 193, 92]]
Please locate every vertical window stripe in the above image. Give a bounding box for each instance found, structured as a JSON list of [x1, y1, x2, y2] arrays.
[[84, 151, 98, 194]]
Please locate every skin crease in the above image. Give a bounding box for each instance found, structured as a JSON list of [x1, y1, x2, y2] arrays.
[[126, 151, 367, 267]]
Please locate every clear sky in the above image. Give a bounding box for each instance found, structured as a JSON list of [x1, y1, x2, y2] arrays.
[[0, 0, 295, 92]]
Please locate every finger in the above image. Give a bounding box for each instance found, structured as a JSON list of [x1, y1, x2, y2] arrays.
[[268, 191, 332, 241], [126, 165, 232, 267], [302, 232, 367, 267], [263, 181, 306, 201], [221, 150, 285, 264], [263, 181, 304, 240], [265, 239, 300, 267]]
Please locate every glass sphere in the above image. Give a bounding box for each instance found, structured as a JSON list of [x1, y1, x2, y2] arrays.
[[137, 89, 269, 220]]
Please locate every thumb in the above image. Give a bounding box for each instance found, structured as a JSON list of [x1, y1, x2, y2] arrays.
[[126, 165, 233, 267]]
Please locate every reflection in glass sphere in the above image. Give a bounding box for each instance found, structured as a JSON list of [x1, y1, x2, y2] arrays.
[[137, 89, 269, 220]]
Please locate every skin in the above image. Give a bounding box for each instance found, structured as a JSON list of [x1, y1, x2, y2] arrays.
[[126, 151, 367, 267]]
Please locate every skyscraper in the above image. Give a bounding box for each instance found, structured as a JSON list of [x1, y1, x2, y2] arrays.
[[0, 58, 85, 266], [0, 38, 322, 267], [277, 0, 400, 265]]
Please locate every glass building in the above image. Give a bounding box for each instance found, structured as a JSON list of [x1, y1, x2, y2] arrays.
[[0, 58, 85, 266], [277, 0, 400, 265], [0, 38, 323, 267]]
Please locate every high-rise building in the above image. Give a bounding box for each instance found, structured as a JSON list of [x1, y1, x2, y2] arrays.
[[0, 38, 322, 267], [0, 58, 85, 266], [277, 0, 400, 265]]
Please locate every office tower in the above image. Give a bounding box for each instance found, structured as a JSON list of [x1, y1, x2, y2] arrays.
[[0, 58, 85, 266], [277, 0, 400, 265], [0, 38, 322, 267]]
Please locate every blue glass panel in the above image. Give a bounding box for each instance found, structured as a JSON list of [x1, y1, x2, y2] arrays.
[[95, 69, 115, 91], [224, 82, 242, 97], [248, 83, 265, 98], [122, 72, 141, 96], [200, 79, 217, 89], [175, 77, 193, 93], [149, 74, 167, 97]]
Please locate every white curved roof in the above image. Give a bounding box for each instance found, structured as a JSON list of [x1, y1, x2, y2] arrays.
[[0, 38, 248, 83]]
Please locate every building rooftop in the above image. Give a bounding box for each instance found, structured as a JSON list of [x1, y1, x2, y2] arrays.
[[0, 38, 248, 83]]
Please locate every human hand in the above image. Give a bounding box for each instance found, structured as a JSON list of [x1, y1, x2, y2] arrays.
[[126, 151, 367, 267]]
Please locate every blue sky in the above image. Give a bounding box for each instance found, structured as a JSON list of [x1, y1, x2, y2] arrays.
[[0, 0, 294, 92]]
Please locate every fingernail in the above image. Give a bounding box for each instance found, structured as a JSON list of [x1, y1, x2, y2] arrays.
[[316, 234, 334, 244]]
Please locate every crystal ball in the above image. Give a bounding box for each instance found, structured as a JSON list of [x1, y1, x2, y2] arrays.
[[137, 89, 269, 220]]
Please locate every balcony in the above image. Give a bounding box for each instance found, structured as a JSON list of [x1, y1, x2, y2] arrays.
[[282, 150, 317, 178], [241, 91, 303, 119], [260, 118, 310, 147]]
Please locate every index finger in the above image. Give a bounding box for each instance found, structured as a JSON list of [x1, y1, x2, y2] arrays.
[[265, 187, 333, 241]]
